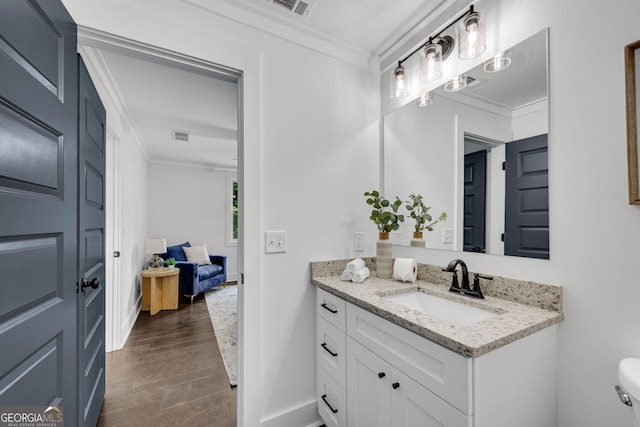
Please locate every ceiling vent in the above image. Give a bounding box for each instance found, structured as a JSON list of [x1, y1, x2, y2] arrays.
[[266, 0, 315, 20], [172, 130, 189, 142]]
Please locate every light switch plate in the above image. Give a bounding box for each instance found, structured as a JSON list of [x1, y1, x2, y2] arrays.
[[442, 228, 454, 244], [265, 231, 287, 253], [354, 232, 364, 251]]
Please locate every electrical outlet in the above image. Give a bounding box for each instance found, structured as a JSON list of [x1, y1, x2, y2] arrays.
[[354, 232, 364, 251], [442, 228, 454, 244], [265, 231, 287, 253]]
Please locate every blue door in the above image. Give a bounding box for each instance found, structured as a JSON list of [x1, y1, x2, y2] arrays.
[[505, 134, 549, 259], [0, 0, 80, 422]]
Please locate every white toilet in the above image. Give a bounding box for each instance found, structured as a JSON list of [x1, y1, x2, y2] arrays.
[[618, 358, 640, 426]]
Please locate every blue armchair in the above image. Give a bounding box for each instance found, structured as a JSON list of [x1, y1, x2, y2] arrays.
[[160, 242, 227, 303]]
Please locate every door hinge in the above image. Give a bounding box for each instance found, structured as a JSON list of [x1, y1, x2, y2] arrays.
[[501, 233, 505, 242], [76, 281, 79, 293], [114, 251, 120, 257], [502, 161, 506, 170], [241, 273, 244, 284]]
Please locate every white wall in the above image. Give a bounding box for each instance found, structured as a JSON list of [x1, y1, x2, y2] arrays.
[[64, 1, 378, 425], [147, 163, 238, 281], [386, 1, 640, 426]]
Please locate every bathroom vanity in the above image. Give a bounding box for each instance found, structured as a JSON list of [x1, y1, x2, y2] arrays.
[[311, 259, 563, 427]]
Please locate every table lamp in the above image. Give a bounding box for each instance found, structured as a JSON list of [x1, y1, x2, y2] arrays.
[[145, 238, 167, 268]]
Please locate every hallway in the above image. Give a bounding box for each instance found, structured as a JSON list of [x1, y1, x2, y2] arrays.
[[97, 298, 236, 426]]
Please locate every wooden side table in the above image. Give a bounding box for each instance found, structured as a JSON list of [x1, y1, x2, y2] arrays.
[[141, 267, 180, 315]]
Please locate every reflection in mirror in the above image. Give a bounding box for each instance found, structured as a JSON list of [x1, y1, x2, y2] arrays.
[[384, 29, 549, 259]]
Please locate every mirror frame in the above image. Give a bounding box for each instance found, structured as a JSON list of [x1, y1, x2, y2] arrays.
[[625, 40, 640, 205]]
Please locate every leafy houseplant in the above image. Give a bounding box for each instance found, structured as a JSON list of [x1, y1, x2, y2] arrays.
[[165, 257, 177, 268], [405, 193, 447, 238], [364, 190, 405, 238]]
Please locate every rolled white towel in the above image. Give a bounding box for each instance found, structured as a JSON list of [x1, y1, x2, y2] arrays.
[[351, 267, 370, 283], [346, 258, 365, 274], [340, 270, 352, 281]]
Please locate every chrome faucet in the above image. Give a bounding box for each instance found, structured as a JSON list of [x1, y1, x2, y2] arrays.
[[443, 259, 492, 299]]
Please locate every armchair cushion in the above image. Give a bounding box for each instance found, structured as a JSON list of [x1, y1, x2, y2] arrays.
[[165, 241, 191, 261], [198, 264, 223, 281]]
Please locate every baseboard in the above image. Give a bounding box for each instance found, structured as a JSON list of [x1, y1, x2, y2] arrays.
[[260, 398, 322, 427], [117, 294, 141, 350]]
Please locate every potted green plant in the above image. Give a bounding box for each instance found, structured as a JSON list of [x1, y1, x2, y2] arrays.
[[405, 193, 447, 247], [364, 190, 404, 279], [364, 190, 405, 239], [164, 257, 177, 268]]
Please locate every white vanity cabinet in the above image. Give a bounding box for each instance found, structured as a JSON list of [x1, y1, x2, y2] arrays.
[[316, 288, 347, 427], [316, 287, 558, 427]]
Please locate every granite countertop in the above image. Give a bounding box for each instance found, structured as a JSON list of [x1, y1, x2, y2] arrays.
[[311, 260, 564, 358]]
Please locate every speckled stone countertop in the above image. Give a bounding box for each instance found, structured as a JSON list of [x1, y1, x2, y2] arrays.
[[311, 258, 564, 358]]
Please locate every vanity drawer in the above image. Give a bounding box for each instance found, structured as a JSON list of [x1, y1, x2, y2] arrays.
[[346, 302, 472, 415], [317, 316, 346, 388], [317, 287, 346, 331], [317, 366, 347, 427]]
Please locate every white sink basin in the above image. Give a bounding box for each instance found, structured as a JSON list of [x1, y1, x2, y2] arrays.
[[383, 290, 497, 326]]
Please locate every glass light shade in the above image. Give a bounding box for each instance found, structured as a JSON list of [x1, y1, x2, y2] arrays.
[[145, 238, 167, 255], [484, 50, 512, 73], [419, 43, 442, 82], [458, 11, 486, 60], [417, 92, 433, 107], [390, 65, 410, 99], [444, 74, 467, 92]]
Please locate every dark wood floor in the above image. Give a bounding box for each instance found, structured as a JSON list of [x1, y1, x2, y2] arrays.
[[97, 296, 236, 427]]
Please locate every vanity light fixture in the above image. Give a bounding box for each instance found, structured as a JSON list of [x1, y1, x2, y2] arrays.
[[389, 5, 487, 99], [390, 63, 410, 99], [417, 92, 433, 107], [444, 74, 467, 92], [483, 49, 511, 73]]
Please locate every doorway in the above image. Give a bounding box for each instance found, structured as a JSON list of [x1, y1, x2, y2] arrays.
[[77, 30, 246, 422]]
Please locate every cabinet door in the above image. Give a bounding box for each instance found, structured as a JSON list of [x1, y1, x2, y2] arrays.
[[347, 338, 392, 427], [392, 369, 472, 427]]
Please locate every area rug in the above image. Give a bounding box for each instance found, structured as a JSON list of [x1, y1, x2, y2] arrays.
[[205, 285, 237, 386]]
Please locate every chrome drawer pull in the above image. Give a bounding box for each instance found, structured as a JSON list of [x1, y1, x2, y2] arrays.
[[321, 343, 338, 357], [321, 303, 338, 314], [321, 394, 338, 414]]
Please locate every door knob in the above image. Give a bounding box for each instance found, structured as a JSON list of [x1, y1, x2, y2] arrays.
[[81, 278, 100, 291]]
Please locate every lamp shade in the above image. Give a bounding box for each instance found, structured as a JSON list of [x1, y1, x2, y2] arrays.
[[145, 238, 167, 255], [420, 43, 442, 82], [458, 11, 486, 60], [484, 50, 512, 73], [390, 64, 410, 99], [417, 92, 433, 107], [444, 74, 467, 92]]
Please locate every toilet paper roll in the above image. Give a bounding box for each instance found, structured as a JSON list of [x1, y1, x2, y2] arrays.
[[393, 258, 417, 282], [346, 258, 365, 274], [351, 267, 370, 283]]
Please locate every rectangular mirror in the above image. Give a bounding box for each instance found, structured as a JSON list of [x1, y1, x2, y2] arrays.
[[383, 29, 549, 259]]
